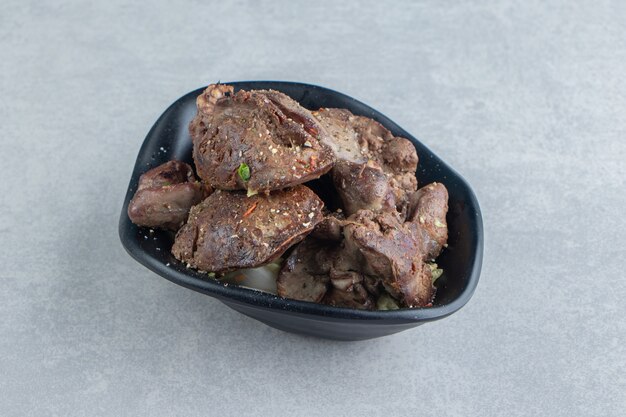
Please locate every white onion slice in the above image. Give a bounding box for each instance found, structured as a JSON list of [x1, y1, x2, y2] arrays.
[[220, 259, 282, 294]]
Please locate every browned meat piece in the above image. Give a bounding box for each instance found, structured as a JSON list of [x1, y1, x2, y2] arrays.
[[276, 238, 335, 303], [310, 211, 346, 241], [312, 109, 365, 163], [277, 236, 374, 309], [171, 185, 324, 272], [278, 210, 374, 308], [332, 160, 396, 215], [279, 207, 435, 309], [323, 264, 374, 310], [189, 84, 335, 194], [194, 83, 233, 115], [380, 135, 419, 172], [127, 160, 210, 230], [313, 108, 418, 215], [342, 210, 435, 308], [407, 182, 449, 261], [323, 269, 375, 310]]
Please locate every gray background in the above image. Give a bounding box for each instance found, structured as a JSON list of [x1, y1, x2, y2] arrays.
[[1, 1, 625, 416]]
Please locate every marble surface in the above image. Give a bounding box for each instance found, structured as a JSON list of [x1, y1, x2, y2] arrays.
[[1, 1, 625, 416]]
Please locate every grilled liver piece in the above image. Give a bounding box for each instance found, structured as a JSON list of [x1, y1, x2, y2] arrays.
[[342, 210, 435, 308], [406, 182, 449, 261], [189, 84, 335, 194], [278, 182, 448, 309], [276, 237, 336, 303], [127, 160, 210, 230], [172, 185, 324, 272], [313, 108, 418, 216]]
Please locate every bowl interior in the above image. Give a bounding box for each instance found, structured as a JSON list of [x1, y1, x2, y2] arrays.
[[119, 81, 483, 325]]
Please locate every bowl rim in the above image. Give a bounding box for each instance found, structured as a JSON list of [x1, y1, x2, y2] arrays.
[[119, 81, 483, 324]]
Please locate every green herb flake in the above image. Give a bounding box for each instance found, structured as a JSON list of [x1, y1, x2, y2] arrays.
[[428, 262, 444, 283], [237, 162, 251, 182], [377, 293, 400, 311]]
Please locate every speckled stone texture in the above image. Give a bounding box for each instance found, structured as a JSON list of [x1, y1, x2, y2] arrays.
[[1, 1, 625, 416]]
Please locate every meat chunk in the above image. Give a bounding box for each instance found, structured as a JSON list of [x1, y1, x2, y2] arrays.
[[277, 236, 374, 310], [127, 160, 210, 230], [312, 109, 365, 163], [407, 182, 449, 260], [311, 211, 346, 242], [323, 269, 375, 310], [323, 244, 374, 310], [313, 108, 418, 215], [276, 238, 335, 303], [341, 210, 435, 308], [171, 185, 324, 272], [279, 206, 431, 309], [332, 160, 395, 215], [189, 84, 335, 194]]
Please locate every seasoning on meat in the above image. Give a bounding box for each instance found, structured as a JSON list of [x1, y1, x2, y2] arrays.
[[127, 83, 451, 311], [189, 84, 335, 194], [313, 108, 418, 216], [278, 182, 448, 309], [171, 185, 324, 273]]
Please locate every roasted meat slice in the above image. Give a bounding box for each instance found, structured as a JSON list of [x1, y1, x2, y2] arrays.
[[313, 108, 418, 215], [342, 210, 435, 308], [407, 182, 449, 261], [276, 238, 335, 303], [189, 84, 335, 194], [171, 185, 324, 272], [127, 160, 210, 230]]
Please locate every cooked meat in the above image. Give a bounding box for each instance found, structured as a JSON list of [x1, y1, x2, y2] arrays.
[[313, 108, 418, 215], [279, 208, 434, 309], [189, 84, 335, 194], [276, 237, 335, 303], [342, 210, 435, 308], [127, 160, 210, 230], [128, 83, 450, 311], [194, 83, 233, 116], [407, 182, 449, 261], [310, 211, 346, 241], [171, 185, 324, 272], [312, 109, 365, 163], [277, 236, 375, 309], [322, 272, 374, 310], [332, 160, 396, 215]]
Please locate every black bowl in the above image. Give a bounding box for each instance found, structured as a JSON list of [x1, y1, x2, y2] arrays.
[[119, 81, 483, 341]]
